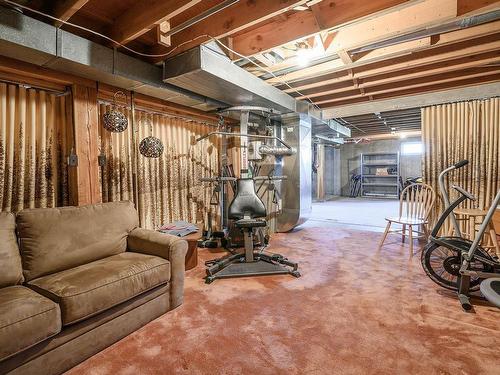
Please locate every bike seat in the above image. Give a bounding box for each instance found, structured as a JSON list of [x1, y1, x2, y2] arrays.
[[452, 185, 476, 201]]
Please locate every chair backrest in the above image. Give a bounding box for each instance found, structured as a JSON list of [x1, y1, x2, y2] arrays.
[[399, 183, 436, 220], [228, 178, 266, 220]]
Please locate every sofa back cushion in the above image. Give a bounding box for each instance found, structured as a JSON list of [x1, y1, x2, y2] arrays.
[[16, 201, 139, 281], [0, 212, 24, 287]]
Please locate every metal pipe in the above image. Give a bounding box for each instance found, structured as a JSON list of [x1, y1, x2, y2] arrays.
[[315, 134, 344, 144], [438, 165, 462, 237], [162, 0, 240, 38], [258, 144, 295, 156], [196, 131, 292, 150]]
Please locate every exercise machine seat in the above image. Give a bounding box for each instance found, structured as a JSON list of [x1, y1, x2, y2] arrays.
[[235, 219, 267, 228], [228, 179, 266, 227]]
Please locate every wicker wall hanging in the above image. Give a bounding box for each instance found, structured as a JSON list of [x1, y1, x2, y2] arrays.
[[139, 117, 164, 158], [103, 91, 128, 133]]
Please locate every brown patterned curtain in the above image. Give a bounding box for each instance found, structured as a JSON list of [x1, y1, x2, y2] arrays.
[[99, 103, 219, 230], [422, 97, 500, 229], [0, 83, 70, 212]]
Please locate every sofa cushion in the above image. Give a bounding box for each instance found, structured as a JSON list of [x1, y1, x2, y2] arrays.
[[28, 252, 170, 325], [16, 201, 139, 281], [0, 212, 24, 287], [0, 286, 61, 361]]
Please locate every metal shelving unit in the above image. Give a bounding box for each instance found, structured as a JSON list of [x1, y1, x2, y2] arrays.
[[360, 152, 400, 198]]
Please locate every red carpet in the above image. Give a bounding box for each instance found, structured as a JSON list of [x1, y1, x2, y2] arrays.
[[66, 226, 500, 374]]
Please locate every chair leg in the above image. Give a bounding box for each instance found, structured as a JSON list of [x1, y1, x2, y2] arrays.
[[402, 224, 406, 243], [422, 223, 430, 240], [488, 224, 500, 258], [408, 225, 414, 257], [378, 221, 392, 251]]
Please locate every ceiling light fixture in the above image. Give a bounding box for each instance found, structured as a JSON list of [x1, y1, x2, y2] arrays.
[[295, 36, 324, 67]]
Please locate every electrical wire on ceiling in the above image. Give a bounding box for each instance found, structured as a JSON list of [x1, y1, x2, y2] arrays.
[[1, 0, 321, 110]]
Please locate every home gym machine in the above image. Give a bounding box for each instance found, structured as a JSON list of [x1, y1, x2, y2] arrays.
[[196, 106, 300, 284], [421, 160, 500, 310]]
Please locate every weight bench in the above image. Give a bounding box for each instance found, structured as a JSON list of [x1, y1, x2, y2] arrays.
[[205, 178, 300, 284]]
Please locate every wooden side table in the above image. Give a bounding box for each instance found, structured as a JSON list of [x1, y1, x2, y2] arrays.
[[455, 208, 500, 257], [183, 229, 202, 271]]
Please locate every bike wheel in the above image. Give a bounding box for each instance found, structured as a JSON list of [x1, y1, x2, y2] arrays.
[[421, 243, 482, 291]]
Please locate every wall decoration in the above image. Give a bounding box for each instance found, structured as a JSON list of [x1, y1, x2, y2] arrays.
[[98, 105, 219, 229], [139, 118, 163, 158], [102, 91, 128, 133]]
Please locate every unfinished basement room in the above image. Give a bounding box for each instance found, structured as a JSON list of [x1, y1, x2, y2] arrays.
[[0, 1, 499, 374]]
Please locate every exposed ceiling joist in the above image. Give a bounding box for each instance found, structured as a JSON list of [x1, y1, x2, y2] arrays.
[[320, 73, 500, 107], [153, 0, 310, 60], [52, 0, 90, 25], [267, 11, 500, 84], [296, 56, 500, 99], [314, 67, 500, 104], [274, 32, 500, 86], [323, 81, 500, 118], [110, 0, 202, 45], [232, 0, 412, 57]]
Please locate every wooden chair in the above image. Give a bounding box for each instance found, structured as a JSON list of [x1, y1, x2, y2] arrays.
[[378, 183, 436, 257]]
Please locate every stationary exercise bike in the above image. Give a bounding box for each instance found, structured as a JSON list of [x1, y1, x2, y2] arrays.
[[421, 160, 500, 310]]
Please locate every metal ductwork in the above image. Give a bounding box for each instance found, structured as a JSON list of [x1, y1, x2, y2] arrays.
[[276, 113, 312, 232], [258, 144, 295, 156], [0, 7, 226, 110], [163, 45, 298, 113]]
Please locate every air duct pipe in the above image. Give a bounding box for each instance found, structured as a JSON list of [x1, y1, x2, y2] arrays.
[[276, 113, 312, 232], [258, 144, 296, 156], [0, 7, 228, 110]]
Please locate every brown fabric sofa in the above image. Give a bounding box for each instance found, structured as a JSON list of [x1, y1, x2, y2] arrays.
[[0, 202, 187, 375]]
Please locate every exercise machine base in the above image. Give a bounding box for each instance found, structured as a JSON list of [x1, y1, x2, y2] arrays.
[[205, 252, 300, 284]]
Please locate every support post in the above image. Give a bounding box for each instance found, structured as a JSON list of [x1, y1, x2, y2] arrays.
[[69, 84, 101, 206]]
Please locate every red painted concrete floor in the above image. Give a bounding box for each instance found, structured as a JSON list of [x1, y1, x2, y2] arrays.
[[67, 225, 500, 375]]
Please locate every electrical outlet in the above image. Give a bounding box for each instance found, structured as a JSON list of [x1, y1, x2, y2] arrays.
[[98, 155, 107, 166], [68, 154, 78, 167]]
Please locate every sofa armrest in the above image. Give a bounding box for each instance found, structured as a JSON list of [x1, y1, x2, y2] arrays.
[[127, 228, 187, 308]]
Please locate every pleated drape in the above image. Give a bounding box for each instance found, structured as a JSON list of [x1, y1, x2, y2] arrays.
[[422, 97, 500, 229], [99, 104, 219, 229], [0, 83, 70, 212], [98, 104, 135, 204]]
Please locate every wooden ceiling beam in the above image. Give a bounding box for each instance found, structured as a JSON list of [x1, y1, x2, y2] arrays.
[[287, 49, 500, 94], [110, 0, 202, 45], [281, 19, 500, 91], [53, 0, 90, 26], [313, 67, 500, 104], [152, 0, 309, 61], [318, 73, 500, 107], [457, 0, 500, 15], [262, 2, 500, 82], [297, 54, 500, 99], [274, 33, 500, 87], [232, 0, 412, 57]]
